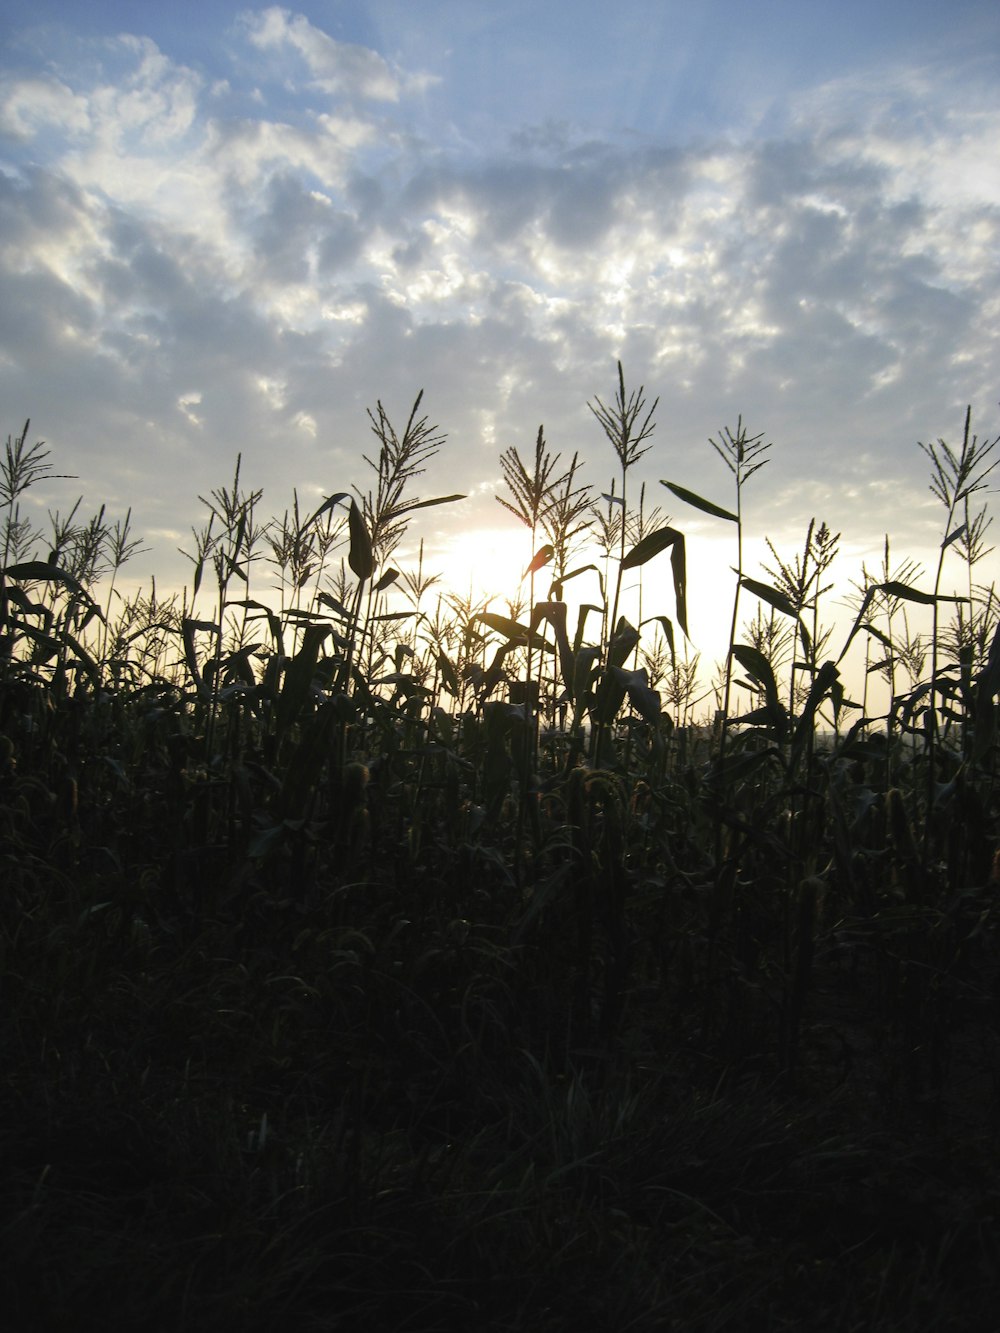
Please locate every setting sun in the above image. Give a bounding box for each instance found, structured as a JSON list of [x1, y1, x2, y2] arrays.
[[438, 525, 544, 607]]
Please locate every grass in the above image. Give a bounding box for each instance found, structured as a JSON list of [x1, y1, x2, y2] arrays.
[[1, 378, 1000, 1330]]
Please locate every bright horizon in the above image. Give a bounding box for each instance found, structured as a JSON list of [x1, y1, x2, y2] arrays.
[[2, 1, 999, 713]]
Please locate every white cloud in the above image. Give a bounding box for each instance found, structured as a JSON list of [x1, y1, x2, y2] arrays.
[[0, 74, 91, 138], [238, 6, 433, 101]]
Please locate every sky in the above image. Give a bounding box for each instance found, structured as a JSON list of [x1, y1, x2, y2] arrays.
[[1, 1, 999, 702]]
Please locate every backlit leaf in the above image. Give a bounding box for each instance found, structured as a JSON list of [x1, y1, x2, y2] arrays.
[[523, 544, 554, 579], [661, 481, 738, 523], [348, 499, 374, 581]]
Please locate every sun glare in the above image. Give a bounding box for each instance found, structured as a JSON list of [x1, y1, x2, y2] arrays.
[[441, 526, 540, 607]]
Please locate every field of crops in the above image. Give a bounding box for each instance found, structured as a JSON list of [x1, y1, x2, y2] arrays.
[[2, 372, 999, 1329]]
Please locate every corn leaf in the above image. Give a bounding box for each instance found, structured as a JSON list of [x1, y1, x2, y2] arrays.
[[276, 623, 331, 733], [738, 575, 798, 620], [739, 575, 809, 658], [437, 650, 460, 697], [621, 525, 679, 570], [391, 493, 466, 516], [610, 665, 661, 725], [608, 617, 640, 669], [840, 580, 968, 661], [300, 492, 350, 534], [621, 526, 688, 637], [661, 481, 738, 523], [731, 643, 785, 723], [530, 600, 573, 691], [641, 615, 676, 671], [348, 499, 374, 581], [523, 544, 554, 579], [181, 617, 219, 700], [3, 560, 90, 598], [316, 592, 352, 620]]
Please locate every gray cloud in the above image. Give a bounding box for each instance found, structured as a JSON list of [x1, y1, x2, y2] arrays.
[[0, 10, 997, 669]]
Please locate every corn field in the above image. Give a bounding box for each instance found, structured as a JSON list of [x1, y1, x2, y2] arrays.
[[2, 372, 999, 1331]]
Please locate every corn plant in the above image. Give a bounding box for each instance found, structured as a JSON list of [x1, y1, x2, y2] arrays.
[[914, 409, 999, 861]]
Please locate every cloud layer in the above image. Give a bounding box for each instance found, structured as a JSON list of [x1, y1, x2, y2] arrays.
[[1, 4, 998, 674]]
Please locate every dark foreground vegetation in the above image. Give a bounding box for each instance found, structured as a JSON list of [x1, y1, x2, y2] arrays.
[[2, 375, 1000, 1330]]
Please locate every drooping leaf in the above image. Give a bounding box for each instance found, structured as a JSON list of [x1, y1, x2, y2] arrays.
[[549, 562, 600, 601], [732, 705, 785, 728], [181, 617, 219, 699], [437, 650, 460, 697], [641, 615, 676, 671], [882, 579, 967, 607], [276, 623, 331, 733], [3, 560, 89, 598], [479, 643, 512, 700], [789, 660, 839, 776], [530, 600, 573, 692], [556, 563, 600, 585], [610, 665, 661, 725], [731, 643, 785, 729], [523, 544, 554, 579], [316, 591, 352, 620], [709, 747, 782, 787], [478, 611, 530, 640], [13, 620, 100, 684], [621, 524, 679, 570], [347, 499, 374, 581], [739, 575, 809, 658], [572, 645, 603, 702], [661, 481, 738, 523], [3, 560, 104, 624], [219, 642, 262, 688], [300, 492, 350, 535], [3, 584, 50, 619], [374, 568, 399, 593], [573, 604, 603, 654], [227, 598, 284, 651], [670, 533, 688, 638], [621, 526, 688, 635], [608, 617, 640, 668], [738, 575, 799, 620], [839, 580, 968, 661], [475, 611, 553, 651], [977, 619, 1000, 700], [860, 621, 894, 653]]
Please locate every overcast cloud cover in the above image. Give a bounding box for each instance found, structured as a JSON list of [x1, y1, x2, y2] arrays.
[[1, 0, 998, 679]]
